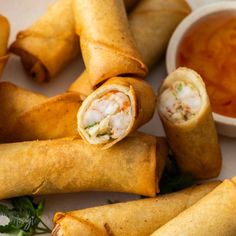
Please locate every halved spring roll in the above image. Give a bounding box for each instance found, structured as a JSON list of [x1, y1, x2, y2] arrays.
[[68, 0, 191, 98], [10, 0, 80, 83], [0, 15, 10, 77], [0, 132, 167, 199], [157, 67, 222, 180], [74, 0, 147, 87], [0, 82, 82, 142], [52, 181, 220, 236], [77, 77, 156, 148], [151, 177, 236, 236]]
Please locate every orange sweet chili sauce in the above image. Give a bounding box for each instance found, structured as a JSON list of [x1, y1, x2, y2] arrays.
[[177, 11, 236, 118]]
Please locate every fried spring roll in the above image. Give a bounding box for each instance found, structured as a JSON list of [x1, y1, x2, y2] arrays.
[[151, 178, 236, 236], [7, 92, 82, 142], [52, 181, 220, 236], [0, 133, 167, 199], [0, 15, 10, 77], [68, 0, 191, 98], [74, 0, 147, 87], [68, 71, 94, 100], [0, 82, 82, 142], [10, 0, 139, 83], [10, 0, 80, 83], [130, 0, 191, 68], [0, 82, 47, 142], [77, 77, 156, 148], [157, 67, 222, 180]]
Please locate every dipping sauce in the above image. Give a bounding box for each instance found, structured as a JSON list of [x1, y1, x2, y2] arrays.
[[177, 11, 236, 118]]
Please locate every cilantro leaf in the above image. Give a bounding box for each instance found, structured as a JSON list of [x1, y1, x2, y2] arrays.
[[0, 196, 51, 235], [160, 153, 195, 194]]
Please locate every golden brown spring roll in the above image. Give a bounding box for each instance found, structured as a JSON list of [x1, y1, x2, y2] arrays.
[[52, 181, 220, 236], [10, 0, 79, 83], [10, 0, 139, 83], [68, 71, 94, 100], [68, 0, 190, 97], [0, 82, 82, 142], [157, 67, 222, 180], [7, 92, 82, 142], [151, 178, 236, 236], [0, 82, 47, 142], [130, 0, 191, 68], [0, 132, 167, 199], [77, 77, 156, 148], [0, 15, 10, 77], [74, 0, 147, 87]]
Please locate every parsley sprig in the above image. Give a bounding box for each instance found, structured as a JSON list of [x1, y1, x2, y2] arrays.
[[159, 153, 195, 194], [0, 197, 51, 235]]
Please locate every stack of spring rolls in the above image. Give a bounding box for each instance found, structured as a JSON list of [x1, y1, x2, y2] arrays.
[[0, 0, 173, 199], [0, 0, 229, 235]]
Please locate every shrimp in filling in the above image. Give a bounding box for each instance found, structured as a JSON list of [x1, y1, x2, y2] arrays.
[[159, 81, 201, 124], [82, 90, 132, 143]]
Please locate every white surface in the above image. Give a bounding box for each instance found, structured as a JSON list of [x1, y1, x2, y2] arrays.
[[166, 1, 236, 137], [0, 0, 236, 235]]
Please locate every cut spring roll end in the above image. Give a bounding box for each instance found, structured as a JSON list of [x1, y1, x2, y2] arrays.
[[158, 69, 206, 126], [77, 77, 156, 148], [157, 67, 222, 179]]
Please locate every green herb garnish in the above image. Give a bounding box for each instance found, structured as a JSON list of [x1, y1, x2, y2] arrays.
[[176, 82, 183, 92], [0, 196, 51, 235], [159, 153, 195, 194], [85, 123, 98, 129]]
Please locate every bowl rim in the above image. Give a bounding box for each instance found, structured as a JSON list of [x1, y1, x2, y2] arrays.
[[166, 1, 236, 126]]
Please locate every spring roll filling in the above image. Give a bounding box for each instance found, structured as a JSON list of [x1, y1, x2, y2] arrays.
[[159, 81, 201, 124], [81, 90, 132, 143]]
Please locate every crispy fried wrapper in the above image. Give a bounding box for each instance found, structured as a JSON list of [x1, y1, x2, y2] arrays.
[[152, 178, 236, 236], [0, 82, 47, 141], [129, 0, 191, 67], [0, 132, 167, 199], [10, 0, 80, 83], [52, 181, 220, 236], [77, 77, 156, 148], [0, 82, 82, 142], [74, 0, 147, 87], [68, 0, 191, 98], [10, 0, 140, 83], [0, 15, 10, 77], [157, 68, 222, 180]]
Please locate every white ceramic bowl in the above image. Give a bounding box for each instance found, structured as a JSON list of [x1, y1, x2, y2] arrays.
[[166, 1, 236, 137]]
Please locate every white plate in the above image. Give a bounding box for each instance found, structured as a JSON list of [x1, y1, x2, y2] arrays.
[[0, 0, 236, 235]]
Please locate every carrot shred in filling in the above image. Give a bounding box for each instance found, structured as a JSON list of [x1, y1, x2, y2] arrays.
[[159, 81, 201, 124], [82, 91, 132, 142]]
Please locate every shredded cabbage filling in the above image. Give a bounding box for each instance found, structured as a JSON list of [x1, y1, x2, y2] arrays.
[[82, 91, 132, 143], [159, 81, 201, 123]]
